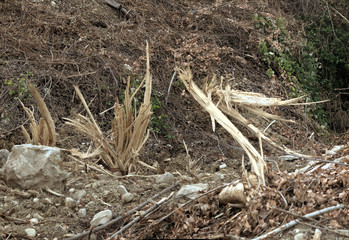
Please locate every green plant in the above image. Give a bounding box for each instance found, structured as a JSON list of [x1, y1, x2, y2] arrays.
[[255, 14, 331, 128], [4, 71, 34, 100], [120, 75, 172, 139]]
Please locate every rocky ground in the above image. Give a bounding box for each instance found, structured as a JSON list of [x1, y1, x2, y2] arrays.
[[0, 0, 348, 239]]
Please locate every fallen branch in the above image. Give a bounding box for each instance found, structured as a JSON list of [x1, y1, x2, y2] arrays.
[[63, 181, 180, 240], [253, 204, 346, 240], [152, 180, 239, 227], [105, 0, 133, 20], [110, 194, 172, 238]]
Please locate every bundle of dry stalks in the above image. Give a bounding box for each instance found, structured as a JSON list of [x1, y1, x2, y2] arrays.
[[65, 43, 152, 175], [178, 69, 312, 185], [20, 84, 56, 146]]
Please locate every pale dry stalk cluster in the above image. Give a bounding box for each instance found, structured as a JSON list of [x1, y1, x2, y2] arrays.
[[65, 43, 153, 175], [178, 68, 310, 185], [20, 83, 56, 146]]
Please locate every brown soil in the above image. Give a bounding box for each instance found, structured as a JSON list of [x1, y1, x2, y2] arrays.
[[0, 0, 348, 239]]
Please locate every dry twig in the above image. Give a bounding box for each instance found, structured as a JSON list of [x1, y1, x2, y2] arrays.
[[253, 204, 346, 240], [63, 181, 180, 240]]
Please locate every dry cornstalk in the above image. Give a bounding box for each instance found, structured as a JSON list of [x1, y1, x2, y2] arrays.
[[178, 69, 316, 185], [65, 42, 152, 174], [20, 84, 56, 146]]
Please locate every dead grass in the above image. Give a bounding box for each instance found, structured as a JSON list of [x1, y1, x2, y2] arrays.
[[178, 68, 313, 185], [65, 43, 153, 175], [20, 84, 56, 146]]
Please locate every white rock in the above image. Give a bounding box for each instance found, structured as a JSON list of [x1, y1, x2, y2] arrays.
[[90, 210, 112, 227], [294, 233, 305, 240], [33, 213, 44, 220], [44, 198, 53, 204], [25, 228, 36, 237], [74, 189, 87, 200], [155, 172, 175, 184], [33, 198, 39, 203], [0, 149, 9, 167], [78, 208, 87, 218], [3, 144, 68, 190], [121, 192, 134, 203], [123, 64, 132, 72], [65, 197, 76, 208], [69, 188, 75, 193], [116, 185, 128, 195], [30, 218, 39, 225], [219, 163, 227, 169], [176, 183, 208, 199]]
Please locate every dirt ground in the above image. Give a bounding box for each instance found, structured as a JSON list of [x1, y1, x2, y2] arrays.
[[0, 0, 349, 239]]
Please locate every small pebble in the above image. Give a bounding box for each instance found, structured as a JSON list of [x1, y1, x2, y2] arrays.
[[78, 208, 87, 218], [155, 172, 175, 184], [116, 185, 128, 195], [121, 192, 134, 203], [69, 188, 75, 193], [30, 218, 39, 225], [33, 198, 39, 203], [74, 189, 87, 199], [33, 213, 44, 220], [64, 197, 76, 208], [294, 233, 305, 240], [219, 163, 227, 169], [44, 198, 53, 204], [25, 228, 36, 237]]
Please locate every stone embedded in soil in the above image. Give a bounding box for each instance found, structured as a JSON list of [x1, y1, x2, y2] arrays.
[[116, 185, 128, 195], [33, 213, 44, 220], [121, 192, 134, 203], [155, 172, 175, 184], [65, 197, 76, 208], [176, 183, 209, 200], [78, 208, 87, 218], [90, 209, 112, 227], [3, 144, 68, 190], [0, 149, 9, 167], [294, 233, 305, 240], [25, 228, 36, 237], [74, 189, 87, 200], [30, 218, 39, 225]]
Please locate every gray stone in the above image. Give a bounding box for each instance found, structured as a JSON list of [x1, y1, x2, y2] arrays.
[[3, 144, 68, 190], [219, 163, 227, 169], [294, 233, 305, 240], [78, 208, 87, 218], [25, 228, 36, 237], [116, 185, 128, 195], [65, 197, 76, 208], [155, 172, 175, 184], [176, 183, 209, 199], [74, 189, 87, 200], [121, 192, 134, 203], [0, 149, 9, 167], [33, 213, 44, 220], [90, 210, 112, 227], [30, 218, 39, 225]]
